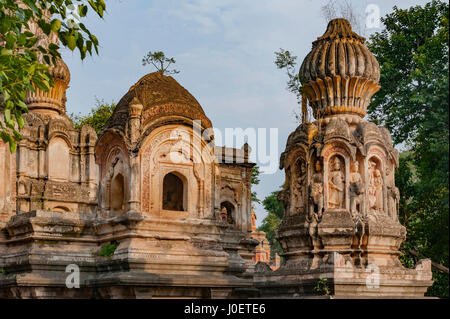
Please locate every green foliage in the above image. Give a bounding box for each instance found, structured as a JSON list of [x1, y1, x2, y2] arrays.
[[367, 1, 449, 297], [274, 48, 312, 123], [396, 153, 449, 298], [257, 189, 284, 258], [274, 48, 301, 101], [262, 190, 284, 220], [98, 242, 118, 258], [142, 51, 179, 75], [251, 165, 261, 203], [69, 98, 116, 133], [0, 0, 106, 152], [313, 277, 331, 296], [367, 0, 448, 145]]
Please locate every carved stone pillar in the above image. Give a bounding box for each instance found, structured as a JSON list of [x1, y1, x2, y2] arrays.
[[87, 144, 97, 201], [128, 97, 143, 146], [128, 154, 140, 212], [38, 125, 46, 179]]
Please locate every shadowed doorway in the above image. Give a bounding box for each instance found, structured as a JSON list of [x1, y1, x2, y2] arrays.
[[162, 172, 186, 211]]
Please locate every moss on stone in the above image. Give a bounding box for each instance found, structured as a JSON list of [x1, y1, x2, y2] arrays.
[[98, 242, 118, 258]]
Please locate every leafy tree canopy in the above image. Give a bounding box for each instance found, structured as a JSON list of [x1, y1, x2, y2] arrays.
[[251, 165, 261, 203], [69, 98, 116, 134], [367, 0, 449, 146], [0, 0, 106, 152], [257, 189, 284, 258], [368, 0, 448, 298]]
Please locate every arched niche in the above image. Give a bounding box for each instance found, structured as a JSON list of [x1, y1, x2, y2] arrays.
[[111, 173, 125, 211], [162, 172, 187, 211], [139, 124, 215, 218], [366, 154, 385, 215], [220, 201, 235, 225], [284, 148, 308, 217], [47, 137, 70, 181], [321, 143, 351, 211], [328, 154, 346, 209], [289, 157, 307, 215], [99, 147, 130, 216]]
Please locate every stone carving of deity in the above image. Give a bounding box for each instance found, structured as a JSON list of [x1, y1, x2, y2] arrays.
[[102, 165, 115, 209], [349, 161, 364, 218], [308, 161, 323, 219], [220, 206, 228, 222], [368, 160, 383, 213], [292, 160, 306, 213], [277, 188, 290, 218], [387, 185, 400, 220], [328, 157, 345, 209]]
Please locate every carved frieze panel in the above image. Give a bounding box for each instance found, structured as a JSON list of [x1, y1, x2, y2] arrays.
[[43, 181, 89, 202]]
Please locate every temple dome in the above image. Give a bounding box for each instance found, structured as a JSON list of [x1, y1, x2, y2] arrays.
[[104, 72, 212, 134], [299, 19, 379, 83], [49, 58, 71, 85], [299, 19, 381, 119], [25, 57, 71, 115]]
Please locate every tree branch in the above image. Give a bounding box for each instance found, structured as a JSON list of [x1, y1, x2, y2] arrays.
[[409, 249, 449, 273]]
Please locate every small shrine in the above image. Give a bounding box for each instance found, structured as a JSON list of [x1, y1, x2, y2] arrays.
[[254, 19, 432, 298]]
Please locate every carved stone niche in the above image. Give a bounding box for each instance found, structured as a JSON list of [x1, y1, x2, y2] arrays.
[[47, 136, 71, 182], [366, 153, 385, 218], [318, 146, 355, 254], [140, 124, 214, 219], [321, 146, 350, 212], [327, 155, 346, 210], [220, 182, 242, 230], [99, 147, 130, 218], [385, 159, 400, 221], [276, 148, 315, 269], [280, 148, 307, 219], [289, 157, 307, 216], [349, 157, 365, 219], [220, 200, 236, 226]]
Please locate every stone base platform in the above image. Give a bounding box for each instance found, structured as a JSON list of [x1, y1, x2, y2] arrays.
[[0, 210, 257, 299], [254, 252, 433, 298]]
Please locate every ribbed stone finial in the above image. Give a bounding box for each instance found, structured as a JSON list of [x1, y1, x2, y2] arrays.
[[24, 16, 71, 116], [299, 18, 381, 120]]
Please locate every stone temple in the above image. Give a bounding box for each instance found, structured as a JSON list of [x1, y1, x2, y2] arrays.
[[0, 18, 432, 298]]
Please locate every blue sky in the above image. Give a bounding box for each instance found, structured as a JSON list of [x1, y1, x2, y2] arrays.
[[62, 0, 430, 226]]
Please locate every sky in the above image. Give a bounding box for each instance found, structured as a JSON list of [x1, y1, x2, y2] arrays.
[[61, 0, 430, 226]]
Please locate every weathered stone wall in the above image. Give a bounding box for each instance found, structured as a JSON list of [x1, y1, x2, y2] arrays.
[[14, 112, 98, 214]]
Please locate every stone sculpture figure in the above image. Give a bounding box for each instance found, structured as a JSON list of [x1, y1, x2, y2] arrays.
[[308, 161, 323, 219], [349, 161, 364, 218], [277, 188, 290, 218], [328, 157, 345, 209], [368, 160, 383, 213], [292, 159, 306, 213], [220, 206, 228, 222], [387, 185, 400, 220]]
